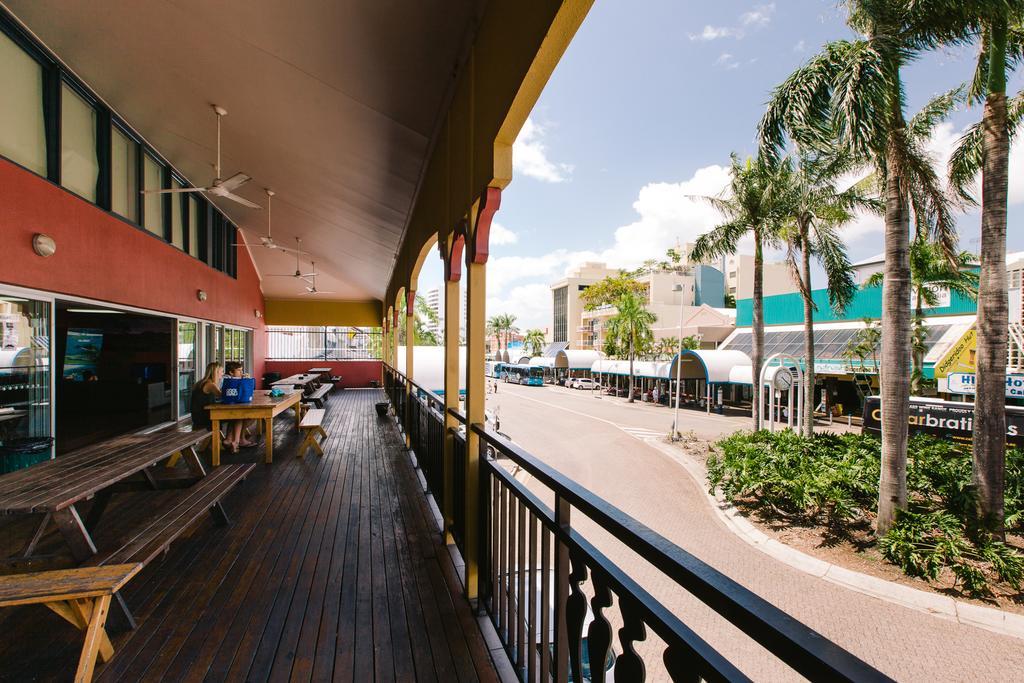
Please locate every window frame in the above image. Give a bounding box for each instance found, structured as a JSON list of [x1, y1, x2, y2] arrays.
[[58, 76, 101, 202]]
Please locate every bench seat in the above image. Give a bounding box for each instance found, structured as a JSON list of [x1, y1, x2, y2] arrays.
[[297, 409, 327, 458], [0, 563, 142, 682], [88, 464, 254, 568], [303, 385, 332, 409]]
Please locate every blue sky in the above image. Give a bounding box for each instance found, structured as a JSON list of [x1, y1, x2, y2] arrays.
[[419, 1, 1024, 332]]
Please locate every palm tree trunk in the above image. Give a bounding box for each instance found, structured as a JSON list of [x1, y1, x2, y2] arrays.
[[801, 224, 815, 438], [973, 20, 1009, 536], [628, 334, 635, 403], [877, 104, 912, 537], [752, 226, 764, 430]]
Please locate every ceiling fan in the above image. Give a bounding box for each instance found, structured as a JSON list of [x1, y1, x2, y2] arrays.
[[264, 238, 317, 281], [236, 189, 300, 253], [301, 263, 336, 296], [141, 105, 261, 209]]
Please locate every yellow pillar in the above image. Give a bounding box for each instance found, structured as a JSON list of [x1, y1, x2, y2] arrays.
[[464, 257, 486, 603], [442, 272, 460, 545], [405, 289, 415, 446]]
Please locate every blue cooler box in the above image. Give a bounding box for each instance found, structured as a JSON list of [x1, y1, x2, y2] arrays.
[[221, 377, 256, 404]]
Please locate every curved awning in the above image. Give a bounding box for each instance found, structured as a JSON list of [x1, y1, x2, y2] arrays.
[[529, 356, 555, 368], [670, 349, 752, 385], [555, 349, 602, 369], [591, 359, 672, 379]]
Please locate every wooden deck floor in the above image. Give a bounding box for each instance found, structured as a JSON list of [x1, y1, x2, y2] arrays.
[[0, 389, 503, 682]]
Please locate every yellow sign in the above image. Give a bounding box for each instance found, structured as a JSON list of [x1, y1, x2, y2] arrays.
[[934, 328, 976, 379]]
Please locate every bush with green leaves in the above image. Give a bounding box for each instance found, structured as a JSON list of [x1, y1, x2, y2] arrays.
[[707, 430, 1024, 598]]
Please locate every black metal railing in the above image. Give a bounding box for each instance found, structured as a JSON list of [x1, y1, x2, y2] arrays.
[[381, 364, 889, 683]]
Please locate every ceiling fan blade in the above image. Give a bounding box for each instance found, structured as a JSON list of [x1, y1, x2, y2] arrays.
[[141, 187, 206, 195], [218, 172, 251, 191], [221, 191, 262, 209], [310, 291, 337, 295]]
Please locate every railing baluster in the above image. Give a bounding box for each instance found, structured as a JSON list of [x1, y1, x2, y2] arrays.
[[507, 491, 518, 658], [498, 481, 508, 640], [516, 496, 527, 672], [587, 573, 614, 683], [540, 525, 552, 683], [566, 551, 589, 683], [616, 594, 648, 682], [491, 473, 500, 620], [553, 496, 570, 683], [663, 644, 702, 683], [527, 512, 538, 683]]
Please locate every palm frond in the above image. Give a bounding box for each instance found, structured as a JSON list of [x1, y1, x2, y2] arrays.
[[908, 86, 965, 142], [813, 221, 857, 313]]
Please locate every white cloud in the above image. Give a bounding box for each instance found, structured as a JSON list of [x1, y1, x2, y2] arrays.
[[487, 283, 554, 332], [715, 53, 740, 70], [740, 3, 776, 27], [513, 118, 574, 183], [689, 25, 737, 41], [489, 221, 519, 246], [689, 4, 775, 41]]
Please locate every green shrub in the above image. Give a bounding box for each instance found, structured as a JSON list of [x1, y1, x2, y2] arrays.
[[707, 430, 1024, 598], [707, 430, 880, 527]]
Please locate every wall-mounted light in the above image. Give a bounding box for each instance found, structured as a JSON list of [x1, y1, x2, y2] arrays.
[[197, 290, 207, 302], [32, 234, 56, 258], [254, 309, 263, 318]]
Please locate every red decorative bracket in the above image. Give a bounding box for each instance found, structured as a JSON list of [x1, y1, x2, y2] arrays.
[[469, 187, 501, 265], [445, 229, 466, 283], [405, 288, 416, 314]]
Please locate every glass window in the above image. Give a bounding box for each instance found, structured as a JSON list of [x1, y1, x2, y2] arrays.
[[60, 83, 98, 201], [110, 126, 138, 221], [170, 179, 185, 249], [142, 154, 165, 237], [177, 321, 196, 419], [0, 295, 52, 463], [188, 197, 199, 257], [0, 32, 47, 175]]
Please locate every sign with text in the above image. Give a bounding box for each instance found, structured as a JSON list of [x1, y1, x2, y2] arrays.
[[933, 328, 976, 379], [862, 396, 1024, 450], [946, 373, 1024, 399]]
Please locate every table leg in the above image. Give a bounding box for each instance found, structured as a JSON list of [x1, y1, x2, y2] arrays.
[[264, 417, 274, 465], [22, 512, 51, 557], [182, 445, 207, 477], [74, 594, 111, 683], [52, 506, 97, 562], [294, 403, 302, 431], [211, 419, 221, 467]]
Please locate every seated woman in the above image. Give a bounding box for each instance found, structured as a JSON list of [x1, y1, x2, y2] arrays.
[[190, 362, 253, 453]]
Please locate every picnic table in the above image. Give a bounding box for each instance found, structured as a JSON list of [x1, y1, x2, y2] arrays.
[[206, 389, 303, 466], [271, 374, 318, 390], [307, 367, 332, 375]]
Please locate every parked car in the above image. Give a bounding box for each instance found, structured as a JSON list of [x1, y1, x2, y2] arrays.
[[570, 378, 599, 390]]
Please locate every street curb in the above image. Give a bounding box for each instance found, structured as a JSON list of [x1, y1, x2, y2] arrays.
[[646, 437, 1024, 641]]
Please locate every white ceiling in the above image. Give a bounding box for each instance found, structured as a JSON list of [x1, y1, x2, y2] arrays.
[[6, 0, 484, 300]]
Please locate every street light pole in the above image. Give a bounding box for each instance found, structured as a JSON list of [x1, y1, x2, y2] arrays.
[[672, 283, 685, 440]]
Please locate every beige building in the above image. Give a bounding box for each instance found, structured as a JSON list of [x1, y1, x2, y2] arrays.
[[549, 262, 622, 350], [721, 254, 799, 300]]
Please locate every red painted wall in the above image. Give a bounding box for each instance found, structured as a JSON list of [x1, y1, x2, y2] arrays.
[[263, 360, 382, 388], [0, 158, 266, 379]]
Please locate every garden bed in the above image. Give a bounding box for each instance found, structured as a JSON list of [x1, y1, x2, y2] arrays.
[[705, 430, 1024, 611]]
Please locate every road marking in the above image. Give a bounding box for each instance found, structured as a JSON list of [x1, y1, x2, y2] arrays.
[[504, 390, 669, 442], [620, 427, 665, 440]]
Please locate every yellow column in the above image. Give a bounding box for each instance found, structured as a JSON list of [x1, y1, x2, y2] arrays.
[[442, 273, 460, 545], [405, 290, 415, 446], [464, 257, 486, 603]]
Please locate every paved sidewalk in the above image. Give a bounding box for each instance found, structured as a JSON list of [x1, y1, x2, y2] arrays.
[[487, 383, 1024, 682]]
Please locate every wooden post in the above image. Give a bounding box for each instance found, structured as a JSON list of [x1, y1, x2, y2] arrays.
[[406, 288, 416, 448], [443, 273, 460, 545], [464, 257, 486, 604]]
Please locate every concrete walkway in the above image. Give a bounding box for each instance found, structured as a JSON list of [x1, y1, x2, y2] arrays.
[[486, 383, 1024, 682]]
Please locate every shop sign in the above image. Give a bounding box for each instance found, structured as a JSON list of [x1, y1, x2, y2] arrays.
[[814, 360, 852, 375], [862, 396, 1024, 450], [947, 372, 1024, 398], [933, 328, 976, 379]]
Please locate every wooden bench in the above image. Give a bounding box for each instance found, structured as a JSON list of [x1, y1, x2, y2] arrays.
[[297, 409, 327, 458], [87, 463, 255, 570], [303, 384, 332, 409], [0, 563, 142, 682]]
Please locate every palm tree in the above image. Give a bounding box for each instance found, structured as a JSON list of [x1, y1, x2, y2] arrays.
[[605, 291, 656, 403], [690, 154, 788, 431], [654, 337, 680, 360], [759, 2, 960, 535], [945, 6, 1024, 535], [775, 152, 877, 436], [865, 238, 978, 390], [487, 313, 519, 358], [522, 329, 546, 357]]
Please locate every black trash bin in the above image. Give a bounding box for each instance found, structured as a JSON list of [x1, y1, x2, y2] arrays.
[[0, 437, 53, 474], [262, 371, 282, 389]]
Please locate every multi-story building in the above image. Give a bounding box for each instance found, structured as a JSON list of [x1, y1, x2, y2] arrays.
[[422, 285, 466, 341], [722, 254, 798, 300], [549, 262, 621, 350], [577, 265, 729, 351]]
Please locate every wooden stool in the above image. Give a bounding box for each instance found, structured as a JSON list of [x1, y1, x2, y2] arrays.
[[297, 409, 327, 458]]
